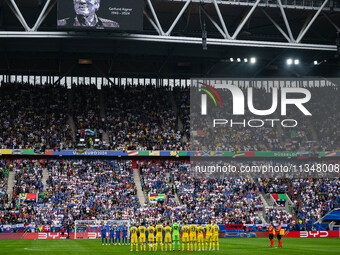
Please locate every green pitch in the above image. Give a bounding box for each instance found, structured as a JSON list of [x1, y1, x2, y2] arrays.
[[0, 238, 339, 255]]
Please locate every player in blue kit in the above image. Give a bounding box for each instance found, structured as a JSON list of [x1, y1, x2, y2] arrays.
[[116, 224, 122, 245], [122, 222, 128, 245], [100, 224, 107, 245], [109, 224, 116, 245]]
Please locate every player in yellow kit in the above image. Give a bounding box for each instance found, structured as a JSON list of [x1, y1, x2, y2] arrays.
[[212, 222, 220, 251], [205, 222, 213, 250], [147, 223, 155, 251], [130, 224, 138, 251], [164, 224, 172, 251], [138, 223, 147, 252], [197, 223, 205, 251], [181, 224, 189, 251], [189, 222, 197, 251], [155, 222, 164, 251]]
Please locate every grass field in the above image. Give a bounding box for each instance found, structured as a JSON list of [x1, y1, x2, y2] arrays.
[[0, 238, 339, 255]]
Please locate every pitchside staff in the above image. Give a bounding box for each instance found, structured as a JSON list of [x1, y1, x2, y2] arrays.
[[268, 222, 285, 248], [268, 223, 275, 247], [277, 222, 284, 248]]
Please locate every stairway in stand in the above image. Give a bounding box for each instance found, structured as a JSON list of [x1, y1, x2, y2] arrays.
[[132, 160, 146, 206], [42, 168, 49, 192], [132, 160, 138, 169], [6, 170, 16, 200]]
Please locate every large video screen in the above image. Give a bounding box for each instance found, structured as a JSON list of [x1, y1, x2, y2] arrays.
[[57, 0, 143, 31]]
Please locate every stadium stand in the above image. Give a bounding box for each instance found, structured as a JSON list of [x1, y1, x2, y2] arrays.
[[291, 178, 340, 224], [1, 1, 340, 251], [72, 84, 105, 149], [12, 160, 44, 196], [172, 161, 264, 224], [0, 82, 339, 152], [0, 83, 74, 151], [265, 207, 293, 224], [43, 160, 139, 224], [0, 82, 339, 232], [0, 162, 9, 209], [0, 157, 338, 230], [139, 160, 174, 195], [191, 85, 339, 152], [103, 85, 186, 150]]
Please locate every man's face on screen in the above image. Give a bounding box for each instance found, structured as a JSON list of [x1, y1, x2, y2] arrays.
[[74, 0, 100, 17]]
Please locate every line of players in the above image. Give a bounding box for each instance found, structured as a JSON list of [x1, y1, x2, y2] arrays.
[[129, 222, 220, 252], [100, 222, 129, 246], [100, 221, 220, 251]]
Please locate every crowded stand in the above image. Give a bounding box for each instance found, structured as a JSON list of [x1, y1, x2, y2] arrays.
[[258, 178, 288, 195], [173, 86, 190, 144], [0, 82, 74, 151], [191, 85, 339, 152], [72, 84, 105, 148], [137, 160, 181, 223], [0, 159, 45, 225], [271, 86, 339, 152], [0, 163, 8, 208], [265, 207, 293, 224], [0, 160, 139, 225], [0, 158, 338, 230], [0, 81, 339, 234], [258, 174, 340, 224], [138, 160, 174, 195], [0, 81, 339, 152], [172, 161, 264, 224], [43, 160, 139, 224], [290, 178, 340, 224], [191, 87, 288, 151], [12, 160, 44, 195], [309, 86, 340, 151], [103, 85, 186, 150]]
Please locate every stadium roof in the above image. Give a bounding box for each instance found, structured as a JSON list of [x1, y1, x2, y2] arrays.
[[0, 0, 339, 78]]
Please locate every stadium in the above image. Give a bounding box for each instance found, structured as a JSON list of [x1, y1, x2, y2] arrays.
[[0, 0, 339, 254]]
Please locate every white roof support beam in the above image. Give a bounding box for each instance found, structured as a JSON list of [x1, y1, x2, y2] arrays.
[[200, 6, 227, 39], [0, 31, 336, 51], [231, 0, 261, 40], [277, 0, 295, 42], [147, 0, 165, 36], [212, 0, 231, 39], [144, 10, 162, 35], [296, 14, 312, 43], [7, 0, 31, 31], [165, 0, 191, 36], [322, 12, 340, 32], [163, 0, 336, 11], [1, 0, 337, 52], [261, 8, 292, 43], [32, 0, 56, 32], [296, 0, 329, 43]]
